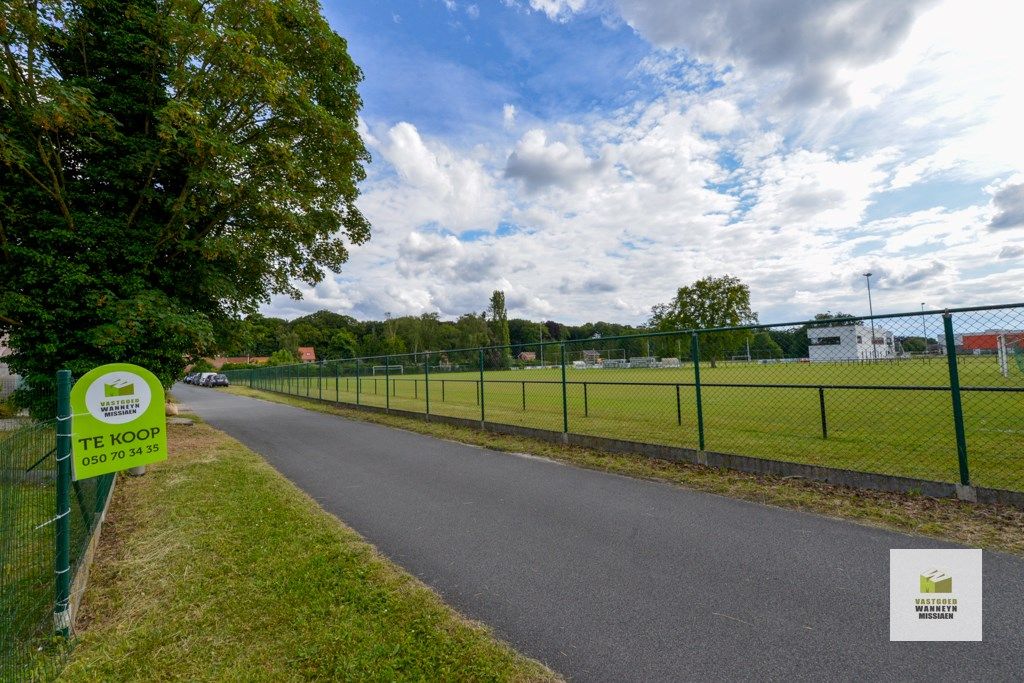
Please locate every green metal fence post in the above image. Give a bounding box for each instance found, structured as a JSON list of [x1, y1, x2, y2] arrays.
[[55, 369, 72, 638], [355, 359, 361, 405], [818, 387, 828, 439], [691, 333, 705, 451], [424, 353, 431, 421], [318, 361, 323, 401], [560, 343, 568, 441], [943, 312, 971, 487], [385, 356, 391, 413], [675, 384, 681, 426], [478, 349, 486, 426], [335, 362, 339, 401], [583, 382, 588, 417], [522, 381, 526, 411]]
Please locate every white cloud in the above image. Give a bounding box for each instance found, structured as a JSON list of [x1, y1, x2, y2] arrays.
[[613, 0, 933, 106], [528, 0, 586, 21], [505, 129, 602, 191], [263, 0, 1024, 325], [502, 103, 517, 130], [363, 122, 506, 233], [988, 179, 1024, 231]]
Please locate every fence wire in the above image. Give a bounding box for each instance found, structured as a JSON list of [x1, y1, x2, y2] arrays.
[[225, 304, 1024, 494], [1, 401, 115, 679]]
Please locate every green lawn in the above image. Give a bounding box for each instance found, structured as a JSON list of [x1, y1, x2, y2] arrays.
[[62, 420, 556, 681], [243, 356, 1024, 492]]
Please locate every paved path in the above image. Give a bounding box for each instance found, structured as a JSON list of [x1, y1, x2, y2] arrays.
[[177, 384, 1024, 681]]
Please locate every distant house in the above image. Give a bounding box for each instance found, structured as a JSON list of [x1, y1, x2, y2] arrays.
[[298, 347, 316, 363], [517, 351, 537, 362]]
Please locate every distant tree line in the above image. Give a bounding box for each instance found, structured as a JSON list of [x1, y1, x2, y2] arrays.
[[219, 291, 652, 364], [220, 280, 936, 369]]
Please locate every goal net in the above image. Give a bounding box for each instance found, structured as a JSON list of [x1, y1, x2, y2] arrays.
[[371, 365, 404, 375]]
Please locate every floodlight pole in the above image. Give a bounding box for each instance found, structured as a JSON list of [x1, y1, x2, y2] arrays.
[[921, 302, 927, 347], [863, 272, 877, 360]]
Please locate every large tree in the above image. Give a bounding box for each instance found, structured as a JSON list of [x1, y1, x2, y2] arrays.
[[0, 0, 369, 414], [649, 275, 757, 367], [487, 290, 512, 369]]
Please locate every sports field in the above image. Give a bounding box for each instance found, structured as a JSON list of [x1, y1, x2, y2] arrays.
[[243, 355, 1024, 492]]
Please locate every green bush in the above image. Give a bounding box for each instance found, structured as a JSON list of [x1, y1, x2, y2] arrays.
[[0, 399, 16, 419]]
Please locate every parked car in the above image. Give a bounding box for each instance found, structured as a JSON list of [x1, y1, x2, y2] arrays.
[[209, 374, 230, 387], [197, 372, 217, 386]]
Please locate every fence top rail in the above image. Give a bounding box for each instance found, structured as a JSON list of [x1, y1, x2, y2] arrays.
[[222, 301, 1024, 371], [316, 375, 1024, 393]]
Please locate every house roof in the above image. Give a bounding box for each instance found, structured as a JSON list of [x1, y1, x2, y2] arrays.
[[298, 346, 316, 361]]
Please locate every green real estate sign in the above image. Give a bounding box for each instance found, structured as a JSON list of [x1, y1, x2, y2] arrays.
[[71, 363, 168, 480]]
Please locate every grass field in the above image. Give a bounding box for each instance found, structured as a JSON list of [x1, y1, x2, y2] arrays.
[[241, 356, 1024, 492], [63, 419, 556, 681]]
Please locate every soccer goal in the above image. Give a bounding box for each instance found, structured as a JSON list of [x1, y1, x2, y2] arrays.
[[371, 365, 404, 375]]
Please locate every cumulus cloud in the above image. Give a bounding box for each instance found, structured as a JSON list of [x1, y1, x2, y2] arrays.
[[363, 122, 506, 232], [263, 2, 1024, 325], [528, 0, 586, 21], [614, 0, 933, 106], [989, 183, 1024, 230], [505, 129, 602, 191]]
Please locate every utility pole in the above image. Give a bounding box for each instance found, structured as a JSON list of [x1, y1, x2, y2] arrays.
[[921, 302, 927, 350]]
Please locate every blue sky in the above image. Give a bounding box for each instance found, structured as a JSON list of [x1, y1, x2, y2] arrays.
[[267, 0, 1024, 324]]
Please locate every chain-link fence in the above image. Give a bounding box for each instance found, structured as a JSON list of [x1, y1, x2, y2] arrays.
[[1, 380, 115, 680], [225, 304, 1024, 497]]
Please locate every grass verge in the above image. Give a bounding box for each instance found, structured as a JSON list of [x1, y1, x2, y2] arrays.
[[222, 385, 1024, 557], [61, 418, 557, 681]]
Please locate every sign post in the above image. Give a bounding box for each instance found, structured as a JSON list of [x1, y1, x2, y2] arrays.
[[71, 363, 168, 480]]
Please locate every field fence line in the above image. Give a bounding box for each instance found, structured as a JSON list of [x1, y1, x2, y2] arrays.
[[223, 303, 1024, 502]]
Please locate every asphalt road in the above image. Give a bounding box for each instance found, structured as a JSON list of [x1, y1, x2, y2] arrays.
[[177, 384, 1024, 681]]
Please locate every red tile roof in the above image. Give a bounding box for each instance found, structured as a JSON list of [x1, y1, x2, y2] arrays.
[[298, 346, 316, 361]]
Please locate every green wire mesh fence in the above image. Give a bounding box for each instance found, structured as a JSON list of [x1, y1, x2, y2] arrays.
[[1, 382, 115, 680], [225, 303, 1024, 495]]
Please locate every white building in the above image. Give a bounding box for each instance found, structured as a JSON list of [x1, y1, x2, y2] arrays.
[[807, 324, 895, 361]]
